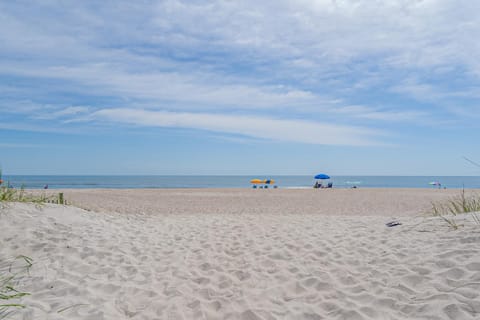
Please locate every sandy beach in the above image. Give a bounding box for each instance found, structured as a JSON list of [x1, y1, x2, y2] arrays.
[[1, 188, 480, 319], [32, 187, 466, 216]]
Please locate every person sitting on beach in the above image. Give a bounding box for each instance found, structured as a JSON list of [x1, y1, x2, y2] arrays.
[[314, 181, 321, 189]]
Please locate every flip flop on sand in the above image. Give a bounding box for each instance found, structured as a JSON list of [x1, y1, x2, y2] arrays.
[[386, 221, 402, 227]]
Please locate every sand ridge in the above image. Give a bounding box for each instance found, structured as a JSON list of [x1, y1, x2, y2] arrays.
[[1, 198, 480, 319]]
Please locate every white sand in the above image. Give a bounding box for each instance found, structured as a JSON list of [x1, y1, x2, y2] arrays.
[[1, 189, 480, 319], [32, 188, 468, 216]]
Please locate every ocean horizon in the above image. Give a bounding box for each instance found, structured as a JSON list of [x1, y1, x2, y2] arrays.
[[2, 175, 480, 189]]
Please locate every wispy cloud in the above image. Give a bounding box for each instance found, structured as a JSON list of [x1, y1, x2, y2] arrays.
[[0, 0, 479, 145], [331, 104, 428, 123], [92, 108, 382, 146]]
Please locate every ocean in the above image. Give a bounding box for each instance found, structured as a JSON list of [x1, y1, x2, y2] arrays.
[[2, 175, 480, 189]]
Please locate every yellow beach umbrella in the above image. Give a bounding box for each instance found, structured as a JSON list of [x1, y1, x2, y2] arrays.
[[250, 179, 264, 184]]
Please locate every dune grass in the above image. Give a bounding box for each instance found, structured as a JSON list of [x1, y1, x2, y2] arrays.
[[0, 186, 48, 204], [0, 169, 50, 204], [431, 189, 480, 229], [0, 185, 65, 205], [0, 256, 32, 319]]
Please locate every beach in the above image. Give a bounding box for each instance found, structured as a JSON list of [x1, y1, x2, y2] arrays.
[[31, 187, 465, 216], [1, 188, 480, 319]]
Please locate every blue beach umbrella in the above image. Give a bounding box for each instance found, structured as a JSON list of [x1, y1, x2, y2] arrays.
[[314, 173, 330, 180]]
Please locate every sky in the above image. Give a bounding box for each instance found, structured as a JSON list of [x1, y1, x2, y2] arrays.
[[1, 0, 480, 175]]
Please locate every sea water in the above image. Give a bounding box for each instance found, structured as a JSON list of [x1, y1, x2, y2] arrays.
[[2, 175, 480, 189]]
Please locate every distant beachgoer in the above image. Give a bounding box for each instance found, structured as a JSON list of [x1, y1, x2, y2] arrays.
[[314, 181, 319, 189], [44, 184, 49, 189]]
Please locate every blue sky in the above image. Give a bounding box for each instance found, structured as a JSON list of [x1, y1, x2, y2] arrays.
[[1, 0, 480, 175]]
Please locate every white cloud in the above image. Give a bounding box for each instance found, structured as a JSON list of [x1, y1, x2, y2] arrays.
[[32, 106, 91, 120], [0, 100, 52, 114], [92, 108, 382, 146], [333, 104, 428, 122], [2, 1, 479, 74], [390, 78, 443, 102], [0, 0, 479, 140], [55, 106, 90, 116], [0, 62, 324, 112], [150, 0, 480, 70]]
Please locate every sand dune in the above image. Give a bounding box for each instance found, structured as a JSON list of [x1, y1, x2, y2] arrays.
[[1, 189, 480, 319]]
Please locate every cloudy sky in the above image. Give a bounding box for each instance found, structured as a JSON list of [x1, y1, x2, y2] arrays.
[[1, 0, 480, 175]]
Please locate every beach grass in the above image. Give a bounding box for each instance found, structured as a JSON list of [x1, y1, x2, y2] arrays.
[[0, 256, 32, 319], [0, 186, 63, 205], [431, 189, 480, 229]]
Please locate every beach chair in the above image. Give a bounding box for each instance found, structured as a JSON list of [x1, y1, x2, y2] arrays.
[[326, 182, 333, 188]]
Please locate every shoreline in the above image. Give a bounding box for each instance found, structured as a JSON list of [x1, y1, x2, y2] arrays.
[[26, 186, 480, 189], [4, 175, 480, 190]]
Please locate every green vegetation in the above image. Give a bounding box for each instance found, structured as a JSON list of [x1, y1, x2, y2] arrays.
[[0, 185, 50, 204], [0, 186, 66, 205], [431, 189, 480, 229], [0, 256, 32, 319], [0, 170, 70, 318], [0, 167, 54, 204]]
